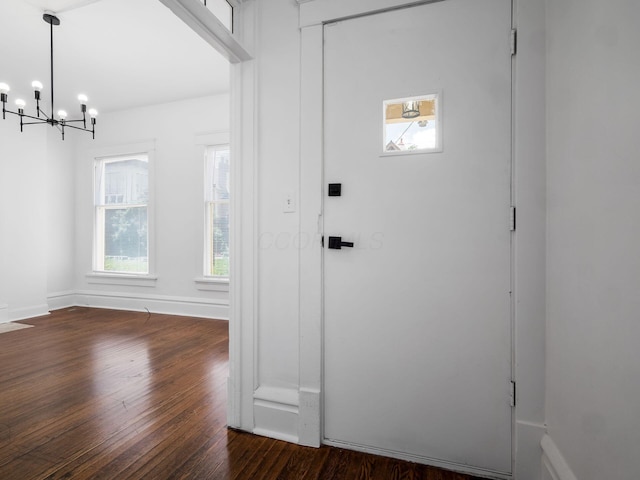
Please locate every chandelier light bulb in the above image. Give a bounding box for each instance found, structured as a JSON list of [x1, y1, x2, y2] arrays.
[[57, 110, 68, 120], [78, 94, 88, 103], [15, 99, 26, 108], [88, 108, 98, 118], [0, 82, 10, 94], [32, 80, 43, 91]]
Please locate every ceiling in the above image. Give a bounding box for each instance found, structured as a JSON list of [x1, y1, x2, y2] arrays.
[[1, 0, 230, 115]]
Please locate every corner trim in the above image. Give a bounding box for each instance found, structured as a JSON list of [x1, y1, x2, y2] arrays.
[[541, 434, 578, 480]]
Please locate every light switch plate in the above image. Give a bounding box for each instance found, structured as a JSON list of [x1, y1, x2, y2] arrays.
[[283, 191, 296, 213]]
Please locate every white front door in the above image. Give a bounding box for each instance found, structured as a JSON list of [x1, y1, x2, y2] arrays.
[[323, 0, 513, 475]]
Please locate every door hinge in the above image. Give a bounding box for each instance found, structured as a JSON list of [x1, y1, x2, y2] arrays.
[[510, 29, 517, 55], [510, 206, 516, 231], [321, 235, 324, 248], [510, 381, 516, 407]]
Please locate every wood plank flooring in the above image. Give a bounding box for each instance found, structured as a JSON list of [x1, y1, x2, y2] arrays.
[[0, 307, 482, 479]]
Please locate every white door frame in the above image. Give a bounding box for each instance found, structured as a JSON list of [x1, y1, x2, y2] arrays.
[[299, 0, 547, 478], [227, 0, 259, 433], [157, 0, 257, 432], [299, 0, 516, 449]]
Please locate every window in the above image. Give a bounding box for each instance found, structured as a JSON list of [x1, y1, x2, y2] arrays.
[[94, 154, 149, 274], [383, 93, 441, 153], [203, 0, 233, 31], [204, 145, 230, 278]]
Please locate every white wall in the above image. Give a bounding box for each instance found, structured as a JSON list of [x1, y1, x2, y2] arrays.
[[73, 94, 230, 319], [46, 128, 78, 304], [545, 1, 640, 479], [0, 116, 60, 321], [255, 0, 301, 392]]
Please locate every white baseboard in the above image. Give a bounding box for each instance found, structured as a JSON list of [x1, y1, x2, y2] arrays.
[[73, 290, 229, 320], [253, 385, 299, 443], [8, 304, 50, 322], [541, 434, 578, 480], [48, 291, 77, 311], [0, 304, 8, 324]]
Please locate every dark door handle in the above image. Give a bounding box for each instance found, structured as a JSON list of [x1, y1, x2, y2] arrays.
[[328, 236, 354, 249]]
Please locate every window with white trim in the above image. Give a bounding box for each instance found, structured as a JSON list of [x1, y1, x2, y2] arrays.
[[204, 145, 230, 278], [94, 153, 149, 274]]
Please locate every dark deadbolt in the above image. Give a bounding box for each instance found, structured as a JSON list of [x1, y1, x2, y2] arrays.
[[328, 236, 354, 249], [328, 183, 342, 196]]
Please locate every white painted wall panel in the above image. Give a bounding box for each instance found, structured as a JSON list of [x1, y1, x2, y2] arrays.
[[545, 1, 640, 478], [0, 116, 50, 320], [254, 0, 302, 390], [46, 128, 77, 297]]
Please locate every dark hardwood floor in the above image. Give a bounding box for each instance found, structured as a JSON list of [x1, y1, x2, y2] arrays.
[[0, 307, 481, 479]]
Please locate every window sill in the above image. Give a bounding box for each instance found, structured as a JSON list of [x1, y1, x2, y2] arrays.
[[86, 272, 158, 287], [379, 147, 443, 157], [194, 277, 229, 292]]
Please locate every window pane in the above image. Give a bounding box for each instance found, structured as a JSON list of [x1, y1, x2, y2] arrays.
[[103, 158, 148, 205], [203, 0, 233, 31], [213, 202, 229, 276], [383, 94, 440, 153], [205, 144, 230, 278], [103, 206, 148, 273], [206, 147, 230, 202]]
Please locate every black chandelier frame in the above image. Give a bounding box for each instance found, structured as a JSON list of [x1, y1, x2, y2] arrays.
[[0, 13, 97, 140]]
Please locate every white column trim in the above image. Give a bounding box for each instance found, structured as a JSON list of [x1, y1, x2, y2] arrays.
[[298, 23, 324, 447], [228, 0, 258, 432]]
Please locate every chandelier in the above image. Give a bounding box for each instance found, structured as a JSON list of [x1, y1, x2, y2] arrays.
[[401, 100, 421, 119], [0, 13, 98, 140]]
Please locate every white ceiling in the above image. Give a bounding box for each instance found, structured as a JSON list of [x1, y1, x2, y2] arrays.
[[1, 0, 229, 115]]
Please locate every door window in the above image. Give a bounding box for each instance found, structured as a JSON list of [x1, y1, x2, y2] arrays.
[[383, 93, 441, 153]]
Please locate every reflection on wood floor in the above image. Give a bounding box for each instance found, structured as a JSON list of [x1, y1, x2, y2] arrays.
[[0, 307, 480, 479]]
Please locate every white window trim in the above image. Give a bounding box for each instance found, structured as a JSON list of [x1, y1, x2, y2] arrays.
[[194, 276, 230, 292], [195, 131, 230, 146], [88, 140, 156, 282], [86, 272, 158, 287], [381, 91, 443, 156], [195, 132, 230, 287]]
